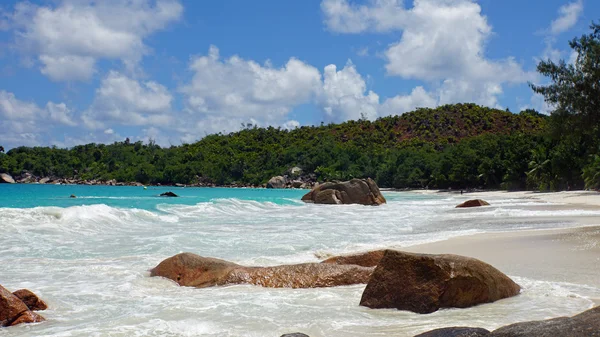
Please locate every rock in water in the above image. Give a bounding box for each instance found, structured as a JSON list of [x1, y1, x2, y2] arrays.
[[0, 285, 45, 327], [301, 178, 386, 206], [489, 305, 600, 337], [359, 250, 520, 314], [12, 289, 48, 311], [150, 252, 374, 288], [321, 250, 386, 267], [281, 334, 310, 337], [456, 199, 490, 208], [267, 176, 286, 189], [160, 191, 178, 197], [0, 173, 15, 184], [414, 327, 491, 337]]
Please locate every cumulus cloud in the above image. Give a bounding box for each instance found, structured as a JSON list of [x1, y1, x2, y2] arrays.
[[321, 0, 534, 109], [9, 0, 183, 81], [380, 86, 437, 116], [0, 90, 76, 148], [83, 71, 173, 129], [321, 61, 379, 121], [550, 0, 583, 35], [180, 46, 322, 133]]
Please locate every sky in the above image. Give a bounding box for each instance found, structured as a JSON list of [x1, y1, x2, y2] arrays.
[[0, 0, 596, 149]]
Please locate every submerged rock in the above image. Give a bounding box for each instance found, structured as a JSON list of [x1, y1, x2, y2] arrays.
[[0, 173, 15, 184], [150, 252, 374, 288], [359, 250, 520, 314], [267, 176, 286, 189], [301, 178, 386, 206], [414, 327, 490, 337], [281, 334, 310, 337], [456, 199, 490, 208], [0, 285, 45, 327], [160, 191, 178, 197]]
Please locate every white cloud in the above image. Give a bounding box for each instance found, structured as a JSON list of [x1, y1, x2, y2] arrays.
[[180, 46, 322, 133], [550, 0, 583, 35], [282, 120, 300, 130], [321, 0, 407, 33], [0, 90, 76, 148], [380, 86, 437, 116], [46, 102, 76, 126], [83, 71, 173, 129], [321, 0, 534, 108], [10, 0, 183, 81], [321, 61, 379, 121]]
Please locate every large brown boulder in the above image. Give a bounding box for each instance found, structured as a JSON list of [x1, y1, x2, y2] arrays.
[[12, 289, 48, 311], [301, 178, 386, 206], [267, 176, 287, 189], [321, 250, 386, 267], [151, 252, 374, 288], [456, 199, 490, 208], [0, 173, 15, 184], [0, 285, 45, 327], [489, 305, 600, 337], [359, 250, 520, 314]]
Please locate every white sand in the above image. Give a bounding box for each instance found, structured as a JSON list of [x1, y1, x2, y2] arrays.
[[398, 190, 600, 305]]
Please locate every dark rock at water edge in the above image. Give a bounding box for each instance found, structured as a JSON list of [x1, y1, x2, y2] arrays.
[[456, 199, 490, 208], [160, 191, 178, 197], [267, 176, 287, 189], [0, 173, 15, 184], [489, 305, 600, 337], [301, 178, 386, 206], [360, 250, 520, 313], [414, 327, 490, 337], [280, 334, 310, 337], [12, 289, 48, 311], [413, 306, 600, 337], [321, 250, 386, 267], [0, 285, 45, 327]]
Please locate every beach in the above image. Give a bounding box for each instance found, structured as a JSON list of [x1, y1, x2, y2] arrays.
[[1, 185, 600, 336]]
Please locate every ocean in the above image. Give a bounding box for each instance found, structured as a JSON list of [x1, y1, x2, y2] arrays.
[[0, 184, 598, 336]]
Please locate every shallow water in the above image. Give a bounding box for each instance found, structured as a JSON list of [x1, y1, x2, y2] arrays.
[[0, 185, 598, 336]]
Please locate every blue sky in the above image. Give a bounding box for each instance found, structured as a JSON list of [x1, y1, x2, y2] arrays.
[[0, 0, 596, 149]]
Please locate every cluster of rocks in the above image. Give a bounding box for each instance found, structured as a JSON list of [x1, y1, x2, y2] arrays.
[[266, 167, 318, 189], [0, 285, 46, 327], [151, 249, 520, 314]]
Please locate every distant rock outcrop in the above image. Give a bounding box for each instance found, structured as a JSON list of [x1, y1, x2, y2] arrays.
[[301, 178, 386, 206], [150, 252, 374, 289], [456, 199, 490, 208], [0, 173, 15, 184], [359, 250, 520, 314], [160, 191, 178, 197], [267, 176, 287, 189], [0, 285, 45, 327]]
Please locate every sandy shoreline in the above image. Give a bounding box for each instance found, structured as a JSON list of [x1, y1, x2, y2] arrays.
[[394, 190, 600, 306]]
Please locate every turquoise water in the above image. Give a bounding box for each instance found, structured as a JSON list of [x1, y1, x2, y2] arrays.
[[0, 184, 308, 209], [1, 184, 599, 336]]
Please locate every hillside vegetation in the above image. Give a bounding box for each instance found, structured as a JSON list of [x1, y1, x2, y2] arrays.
[[0, 103, 553, 190]]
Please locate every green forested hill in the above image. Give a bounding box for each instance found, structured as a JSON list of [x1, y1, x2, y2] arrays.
[[0, 103, 556, 190]]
